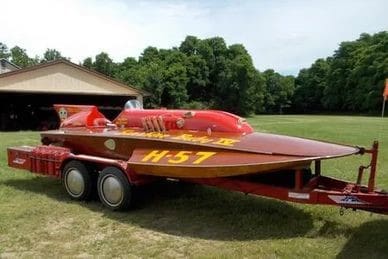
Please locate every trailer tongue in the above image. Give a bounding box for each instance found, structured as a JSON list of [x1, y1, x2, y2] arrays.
[[187, 143, 388, 215]]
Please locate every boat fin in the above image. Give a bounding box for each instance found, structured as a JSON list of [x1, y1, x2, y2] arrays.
[[54, 104, 96, 123], [54, 104, 111, 128]]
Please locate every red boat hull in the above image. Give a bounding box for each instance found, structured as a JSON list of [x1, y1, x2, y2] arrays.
[[41, 127, 359, 178]]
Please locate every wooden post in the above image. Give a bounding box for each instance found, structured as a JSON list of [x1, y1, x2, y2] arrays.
[[314, 160, 321, 176], [136, 95, 144, 108], [295, 169, 303, 190], [368, 141, 379, 193]]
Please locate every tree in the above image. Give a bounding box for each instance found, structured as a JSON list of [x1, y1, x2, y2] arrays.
[[293, 31, 387, 114], [0, 42, 10, 59], [114, 57, 141, 86], [161, 62, 189, 108], [179, 35, 200, 55], [252, 71, 266, 114], [42, 48, 63, 62], [346, 32, 388, 112], [82, 57, 93, 69], [139, 62, 165, 108], [293, 58, 330, 112], [139, 47, 160, 65], [214, 44, 264, 116], [199, 37, 229, 107], [279, 75, 295, 113], [263, 70, 295, 113], [322, 31, 388, 113], [139, 49, 189, 108], [185, 55, 209, 101], [81, 53, 115, 76], [10, 46, 36, 68], [323, 41, 358, 111], [94, 52, 114, 76]]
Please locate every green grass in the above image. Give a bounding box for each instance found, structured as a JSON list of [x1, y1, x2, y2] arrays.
[[1, 115, 388, 258]]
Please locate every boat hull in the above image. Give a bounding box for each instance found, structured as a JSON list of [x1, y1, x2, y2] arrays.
[[41, 128, 359, 178], [128, 149, 312, 177]]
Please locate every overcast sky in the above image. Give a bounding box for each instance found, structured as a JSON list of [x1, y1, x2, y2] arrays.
[[1, 0, 387, 75]]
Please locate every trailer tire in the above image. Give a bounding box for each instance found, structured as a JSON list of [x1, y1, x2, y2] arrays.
[[98, 167, 132, 211], [62, 160, 93, 201]]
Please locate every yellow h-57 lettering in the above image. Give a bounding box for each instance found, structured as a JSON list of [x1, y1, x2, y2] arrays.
[[141, 150, 216, 164]]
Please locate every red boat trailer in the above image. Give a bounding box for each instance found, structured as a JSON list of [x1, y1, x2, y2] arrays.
[[7, 141, 388, 215]]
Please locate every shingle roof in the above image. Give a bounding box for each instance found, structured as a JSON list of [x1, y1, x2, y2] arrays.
[[0, 59, 150, 96]]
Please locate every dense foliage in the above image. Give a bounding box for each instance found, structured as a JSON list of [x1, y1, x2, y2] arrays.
[[81, 37, 276, 115], [0, 44, 66, 67], [293, 31, 388, 113], [1, 31, 386, 115], [80, 36, 296, 115]]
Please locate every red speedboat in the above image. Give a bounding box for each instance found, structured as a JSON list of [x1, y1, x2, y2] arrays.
[[39, 102, 359, 178]]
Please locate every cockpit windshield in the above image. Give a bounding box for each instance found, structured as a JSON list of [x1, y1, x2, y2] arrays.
[[124, 100, 143, 110]]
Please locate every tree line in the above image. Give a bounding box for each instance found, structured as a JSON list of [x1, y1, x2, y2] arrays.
[[82, 37, 294, 116], [1, 31, 387, 115], [0, 45, 64, 67], [293, 31, 388, 113]]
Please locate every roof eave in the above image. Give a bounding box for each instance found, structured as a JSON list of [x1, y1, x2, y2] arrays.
[[0, 59, 151, 97]]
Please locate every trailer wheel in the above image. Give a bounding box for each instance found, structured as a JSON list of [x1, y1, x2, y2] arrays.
[[62, 160, 93, 200], [98, 167, 132, 211]]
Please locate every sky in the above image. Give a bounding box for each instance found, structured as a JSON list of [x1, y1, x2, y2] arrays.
[[1, 0, 387, 75]]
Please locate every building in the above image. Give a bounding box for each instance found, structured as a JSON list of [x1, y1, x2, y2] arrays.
[[0, 59, 149, 130], [0, 58, 20, 74]]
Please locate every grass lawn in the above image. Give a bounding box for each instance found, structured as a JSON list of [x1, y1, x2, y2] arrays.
[[1, 115, 388, 258]]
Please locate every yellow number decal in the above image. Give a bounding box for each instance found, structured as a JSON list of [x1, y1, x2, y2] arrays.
[[193, 152, 216, 164], [141, 150, 169, 163], [168, 151, 192, 164], [141, 150, 217, 164]]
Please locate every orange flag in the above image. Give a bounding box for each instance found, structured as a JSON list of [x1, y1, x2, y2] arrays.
[[384, 79, 388, 100]]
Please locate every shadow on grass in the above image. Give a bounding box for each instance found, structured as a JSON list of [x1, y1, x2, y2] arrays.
[[4, 176, 315, 241], [336, 219, 388, 259]]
